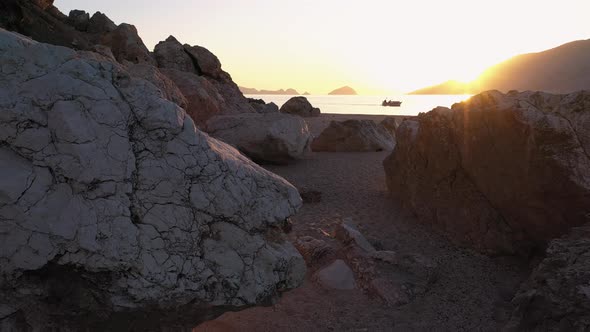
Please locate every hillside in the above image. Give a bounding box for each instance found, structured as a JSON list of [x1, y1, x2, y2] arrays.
[[411, 39, 590, 94], [409, 80, 476, 95]]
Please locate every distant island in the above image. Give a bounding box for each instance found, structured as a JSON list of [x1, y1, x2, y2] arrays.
[[328, 86, 358, 95], [239, 86, 300, 95], [410, 39, 590, 95]]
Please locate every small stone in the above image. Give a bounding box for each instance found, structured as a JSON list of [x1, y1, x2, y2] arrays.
[[314, 260, 356, 290]]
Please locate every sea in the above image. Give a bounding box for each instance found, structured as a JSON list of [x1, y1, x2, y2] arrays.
[[245, 94, 472, 116]]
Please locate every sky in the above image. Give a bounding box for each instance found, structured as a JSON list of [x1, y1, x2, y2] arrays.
[[55, 0, 589, 95]]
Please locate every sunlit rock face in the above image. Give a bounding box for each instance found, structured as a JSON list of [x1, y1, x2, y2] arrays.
[[0, 29, 305, 331], [506, 224, 590, 331], [384, 90, 590, 255]]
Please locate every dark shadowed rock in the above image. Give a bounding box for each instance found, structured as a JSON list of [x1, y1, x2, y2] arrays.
[[67, 9, 89, 31], [280, 96, 320, 117], [0, 0, 154, 69], [0, 29, 305, 331], [312, 120, 395, 152], [205, 113, 312, 164], [153, 35, 194, 72], [184, 44, 224, 79], [100, 23, 156, 65], [294, 236, 332, 266], [87, 11, 116, 34], [506, 224, 590, 331], [249, 100, 279, 114], [384, 91, 590, 255]]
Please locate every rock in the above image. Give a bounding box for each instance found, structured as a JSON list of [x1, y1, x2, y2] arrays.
[[294, 236, 332, 265], [184, 44, 224, 79], [380, 116, 404, 137], [0, 29, 305, 330], [32, 0, 54, 10], [0, 1, 154, 68], [100, 23, 156, 65], [67, 10, 89, 31], [312, 120, 395, 152], [335, 218, 376, 253], [249, 100, 280, 114], [154, 36, 255, 115], [369, 253, 438, 306], [248, 98, 279, 114], [370, 251, 398, 264], [314, 260, 356, 290], [126, 64, 188, 109], [0, 0, 94, 50], [300, 189, 322, 204], [506, 224, 590, 331], [159, 68, 224, 126], [384, 90, 590, 255], [279, 96, 320, 117], [154, 35, 195, 72], [87, 11, 116, 34], [205, 113, 312, 164]]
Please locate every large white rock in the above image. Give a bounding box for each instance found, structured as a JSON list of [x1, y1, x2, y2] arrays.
[[0, 29, 305, 330], [206, 113, 312, 164]]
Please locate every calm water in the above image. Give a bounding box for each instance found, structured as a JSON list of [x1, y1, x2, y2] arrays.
[[246, 94, 472, 116]]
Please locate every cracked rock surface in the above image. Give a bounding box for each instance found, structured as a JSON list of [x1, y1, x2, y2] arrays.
[[0, 29, 305, 331], [506, 223, 590, 331], [384, 90, 590, 255]]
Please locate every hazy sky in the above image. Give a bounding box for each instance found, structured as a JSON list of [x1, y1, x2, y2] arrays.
[[55, 0, 589, 94]]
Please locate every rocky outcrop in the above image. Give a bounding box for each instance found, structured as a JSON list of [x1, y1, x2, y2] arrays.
[[312, 120, 395, 152], [384, 91, 590, 255], [159, 68, 225, 127], [0, 29, 305, 330], [248, 98, 280, 114], [279, 96, 320, 117], [506, 224, 590, 331], [125, 64, 188, 110], [206, 113, 312, 164], [100, 23, 156, 65], [0, 0, 152, 66], [154, 36, 254, 119]]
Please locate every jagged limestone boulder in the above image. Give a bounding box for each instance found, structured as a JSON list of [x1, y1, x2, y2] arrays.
[[0, 29, 305, 331]]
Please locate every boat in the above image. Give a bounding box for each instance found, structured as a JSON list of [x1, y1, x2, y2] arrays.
[[382, 100, 402, 107]]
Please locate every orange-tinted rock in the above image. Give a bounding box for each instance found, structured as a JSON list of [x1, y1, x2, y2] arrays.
[[384, 90, 590, 255]]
